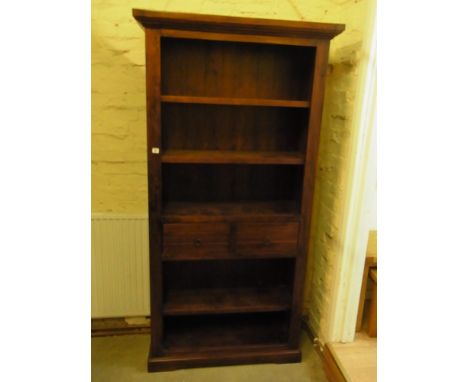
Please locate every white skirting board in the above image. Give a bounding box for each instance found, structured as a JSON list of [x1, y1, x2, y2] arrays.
[[91, 214, 150, 318]]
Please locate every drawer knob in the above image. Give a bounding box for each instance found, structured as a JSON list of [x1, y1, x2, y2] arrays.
[[193, 239, 202, 247]]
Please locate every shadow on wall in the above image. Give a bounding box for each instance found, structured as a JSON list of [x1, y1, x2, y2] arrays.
[[304, 39, 363, 336]]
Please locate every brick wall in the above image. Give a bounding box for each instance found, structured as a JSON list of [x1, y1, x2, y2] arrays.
[[91, 0, 375, 339]]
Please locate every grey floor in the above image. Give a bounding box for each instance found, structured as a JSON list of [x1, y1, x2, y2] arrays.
[[92, 333, 328, 381]]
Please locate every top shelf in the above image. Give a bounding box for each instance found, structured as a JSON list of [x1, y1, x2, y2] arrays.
[[161, 95, 310, 108]]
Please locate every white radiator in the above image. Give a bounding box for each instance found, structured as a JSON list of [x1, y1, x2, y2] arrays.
[[91, 214, 150, 318]]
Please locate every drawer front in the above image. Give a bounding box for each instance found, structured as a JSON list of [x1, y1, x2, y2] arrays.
[[236, 222, 299, 257], [163, 223, 230, 259]]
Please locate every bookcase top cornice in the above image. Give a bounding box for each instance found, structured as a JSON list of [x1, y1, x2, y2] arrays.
[[133, 9, 345, 40]]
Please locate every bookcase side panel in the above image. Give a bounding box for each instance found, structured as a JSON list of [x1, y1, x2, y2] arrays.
[[145, 27, 164, 357]]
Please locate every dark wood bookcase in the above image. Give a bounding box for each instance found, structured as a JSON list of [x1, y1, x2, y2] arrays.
[[133, 9, 344, 372]]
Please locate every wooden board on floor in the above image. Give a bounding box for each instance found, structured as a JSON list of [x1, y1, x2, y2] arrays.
[[322, 344, 347, 382], [356, 230, 377, 331], [328, 332, 377, 382]]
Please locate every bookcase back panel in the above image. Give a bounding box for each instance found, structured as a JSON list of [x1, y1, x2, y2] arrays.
[[163, 259, 294, 290], [162, 103, 309, 152], [161, 38, 315, 100], [162, 164, 303, 203]]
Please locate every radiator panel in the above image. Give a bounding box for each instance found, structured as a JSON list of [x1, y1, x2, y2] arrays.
[[91, 214, 150, 318]]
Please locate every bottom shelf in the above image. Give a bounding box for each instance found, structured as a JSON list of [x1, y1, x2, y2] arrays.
[[164, 312, 289, 352], [148, 345, 301, 372]]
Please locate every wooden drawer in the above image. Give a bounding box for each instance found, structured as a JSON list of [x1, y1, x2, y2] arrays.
[[163, 223, 230, 259], [235, 222, 299, 257]]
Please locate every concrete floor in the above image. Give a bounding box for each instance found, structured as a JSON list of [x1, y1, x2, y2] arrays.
[[92, 333, 328, 382]]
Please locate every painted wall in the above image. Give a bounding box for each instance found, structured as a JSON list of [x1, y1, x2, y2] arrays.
[[364, 117, 377, 232], [92, 0, 376, 337]]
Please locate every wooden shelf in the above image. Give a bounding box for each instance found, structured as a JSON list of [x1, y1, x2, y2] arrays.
[[164, 286, 291, 316], [161, 150, 305, 165], [161, 95, 310, 108], [164, 312, 289, 352], [162, 201, 299, 223]]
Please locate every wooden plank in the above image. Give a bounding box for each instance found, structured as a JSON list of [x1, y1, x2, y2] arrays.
[[161, 150, 305, 165], [133, 9, 345, 39], [161, 28, 321, 47], [322, 344, 348, 382], [161, 95, 310, 108], [356, 231, 378, 331], [162, 201, 299, 223], [163, 286, 291, 315], [369, 268, 377, 283], [367, 271, 377, 337], [145, 28, 164, 357], [148, 346, 301, 372], [328, 333, 377, 382]]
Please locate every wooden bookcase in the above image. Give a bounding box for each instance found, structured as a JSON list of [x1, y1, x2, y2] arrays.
[[133, 9, 344, 372]]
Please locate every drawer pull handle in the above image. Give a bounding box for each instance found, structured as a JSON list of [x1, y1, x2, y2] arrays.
[[193, 239, 202, 247]]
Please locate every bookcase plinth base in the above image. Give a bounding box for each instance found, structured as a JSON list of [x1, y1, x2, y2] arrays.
[[147, 346, 301, 372]]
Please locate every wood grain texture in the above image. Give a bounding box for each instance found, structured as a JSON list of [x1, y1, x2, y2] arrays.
[[148, 346, 301, 372], [322, 344, 348, 382], [134, 9, 344, 371], [367, 269, 377, 337], [133, 9, 345, 39], [236, 222, 299, 257], [328, 332, 377, 382], [162, 103, 308, 153], [356, 231, 378, 331], [161, 95, 309, 108], [162, 201, 300, 223], [161, 38, 314, 100], [162, 221, 299, 260], [162, 223, 230, 259], [144, 28, 164, 356], [161, 150, 305, 165], [161, 28, 321, 47], [163, 285, 291, 315], [356, 257, 377, 331]]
